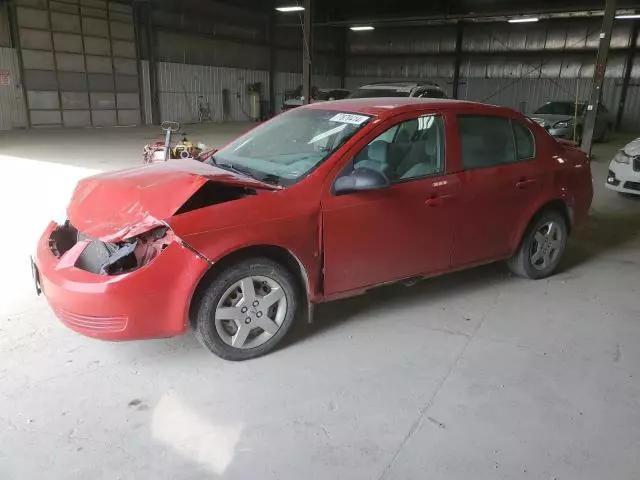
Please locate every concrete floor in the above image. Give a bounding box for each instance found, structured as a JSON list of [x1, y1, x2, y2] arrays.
[[1, 123, 640, 479]]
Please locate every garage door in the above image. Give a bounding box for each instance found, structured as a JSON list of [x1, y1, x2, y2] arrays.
[[15, 0, 140, 127]]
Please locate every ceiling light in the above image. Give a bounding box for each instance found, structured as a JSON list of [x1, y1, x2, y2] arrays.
[[616, 14, 640, 19], [350, 26, 375, 31], [275, 6, 304, 12], [508, 17, 539, 23]]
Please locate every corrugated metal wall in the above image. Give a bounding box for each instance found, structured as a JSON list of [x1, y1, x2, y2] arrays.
[[11, 0, 140, 128], [157, 63, 345, 122], [157, 62, 269, 123], [345, 19, 640, 131], [0, 47, 27, 130]]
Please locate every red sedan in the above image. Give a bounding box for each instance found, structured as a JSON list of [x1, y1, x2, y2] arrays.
[[33, 98, 593, 360]]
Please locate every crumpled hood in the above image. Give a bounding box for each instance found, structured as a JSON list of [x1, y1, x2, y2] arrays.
[[67, 160, 273, 241], [622, 137, 640, 157]]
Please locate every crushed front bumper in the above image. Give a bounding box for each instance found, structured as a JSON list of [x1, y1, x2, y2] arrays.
[[35, 222, 210, 341]]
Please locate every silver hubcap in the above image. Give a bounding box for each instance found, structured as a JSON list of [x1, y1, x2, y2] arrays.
[[530, 221, 563, 271], [215, 276, 287, 349]]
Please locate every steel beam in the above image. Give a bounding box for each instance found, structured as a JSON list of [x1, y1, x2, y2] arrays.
[[580, 0, 617, 155], [302, 0, 312, 104], [616, 19, 639, 130]]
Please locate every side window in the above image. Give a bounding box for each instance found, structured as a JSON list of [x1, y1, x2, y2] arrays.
[[513, 120, 535, 160], [458, 115, 515, 170], [350, 115, 445, 183]]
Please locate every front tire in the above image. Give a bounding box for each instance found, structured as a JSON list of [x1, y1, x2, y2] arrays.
[[507, 211, 568, 279], [194, 257, 300, 361]]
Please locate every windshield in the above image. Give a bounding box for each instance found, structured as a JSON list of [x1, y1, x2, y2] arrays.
[[208, 109, 371, 186], [348, 88, 410, 99], [534, 102, 585, 116]]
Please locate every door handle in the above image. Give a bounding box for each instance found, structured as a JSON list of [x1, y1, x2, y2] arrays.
[[516, 178, 538, 189], [425, 194, 454, 207]]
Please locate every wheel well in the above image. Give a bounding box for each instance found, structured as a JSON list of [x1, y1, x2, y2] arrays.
[[188, 245, 309, 328], [532, 200, 572, 234]]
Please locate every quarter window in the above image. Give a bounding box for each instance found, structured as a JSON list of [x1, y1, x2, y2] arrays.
[[513, 121, 535, 160]]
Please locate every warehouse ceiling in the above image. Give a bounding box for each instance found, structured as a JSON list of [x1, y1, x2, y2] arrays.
[[211, 0, 640, 23]]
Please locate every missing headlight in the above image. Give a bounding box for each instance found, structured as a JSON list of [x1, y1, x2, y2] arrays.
[[74, 226, 173, 275], [49, 222, 79, 257]]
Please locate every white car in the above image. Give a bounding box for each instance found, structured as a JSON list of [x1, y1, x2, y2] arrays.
[[606, 137, 640, 195]]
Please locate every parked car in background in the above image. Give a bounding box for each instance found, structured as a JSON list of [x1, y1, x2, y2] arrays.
[[529, 101, 614, 144], [348, 81, 448, 99], [281, 87, 351, 111], [33, 98, 592, 361], [606, 137, 640, 195]]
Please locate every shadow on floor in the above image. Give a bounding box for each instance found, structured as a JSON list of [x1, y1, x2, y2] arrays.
[[562, 210, 640, 269], [290, 262, 509, 345]]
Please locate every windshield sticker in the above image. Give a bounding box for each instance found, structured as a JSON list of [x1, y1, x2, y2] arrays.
[[329, 113, 369, 125]]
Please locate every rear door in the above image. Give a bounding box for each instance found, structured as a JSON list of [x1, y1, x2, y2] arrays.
[[450, 114, 544, 267]]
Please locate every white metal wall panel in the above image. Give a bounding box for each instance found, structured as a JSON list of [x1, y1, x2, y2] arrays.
[[457, 77, 620, 116], [157, 62, 269, 123], [0, 47, 27, 130]]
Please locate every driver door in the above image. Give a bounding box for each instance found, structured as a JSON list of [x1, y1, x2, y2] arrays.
[[321, 113, 459, 297]]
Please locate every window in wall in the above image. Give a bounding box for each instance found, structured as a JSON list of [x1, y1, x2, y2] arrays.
[[350, 115, 445, 182]]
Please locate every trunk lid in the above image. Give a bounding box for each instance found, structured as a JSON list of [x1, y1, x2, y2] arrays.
[[67, 160, 274, 241]]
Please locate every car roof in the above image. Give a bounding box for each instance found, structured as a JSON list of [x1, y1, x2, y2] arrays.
[[304, 97, 500, 117]]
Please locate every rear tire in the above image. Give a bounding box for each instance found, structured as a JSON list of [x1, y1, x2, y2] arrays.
[[507, 211, 568, 279], [194, 257, 300, 361]]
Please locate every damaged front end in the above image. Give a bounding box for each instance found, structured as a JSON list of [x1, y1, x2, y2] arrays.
[[49, 221, 178, 275]]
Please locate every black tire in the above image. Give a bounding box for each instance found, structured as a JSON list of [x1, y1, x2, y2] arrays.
[[507, 210, 568, 279], [194, 257, 300, 361]]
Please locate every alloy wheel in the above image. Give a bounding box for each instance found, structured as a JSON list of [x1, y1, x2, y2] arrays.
[[530, 221, 563, 271], [214, 276, 288, 349]]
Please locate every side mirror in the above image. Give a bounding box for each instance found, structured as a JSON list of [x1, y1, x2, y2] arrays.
[[334, 167, 390, 195]]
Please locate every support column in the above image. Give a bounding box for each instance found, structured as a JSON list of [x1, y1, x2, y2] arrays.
[[339, 27, 347, 89], [302, 0, 312, 104], [6, 0, 30, 127], [145, 4, 160, 124], [581, 0, 617, 155], [268, 6, 277, 116], [452, 21, 464, 99], [616, 20, 639, 130]]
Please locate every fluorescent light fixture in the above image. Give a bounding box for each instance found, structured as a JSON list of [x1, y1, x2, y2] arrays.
[[350, 26, 375, 31], [275, 6, 304, 12], [616, 14, 640, 19], [508, 17, 540, 23]]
